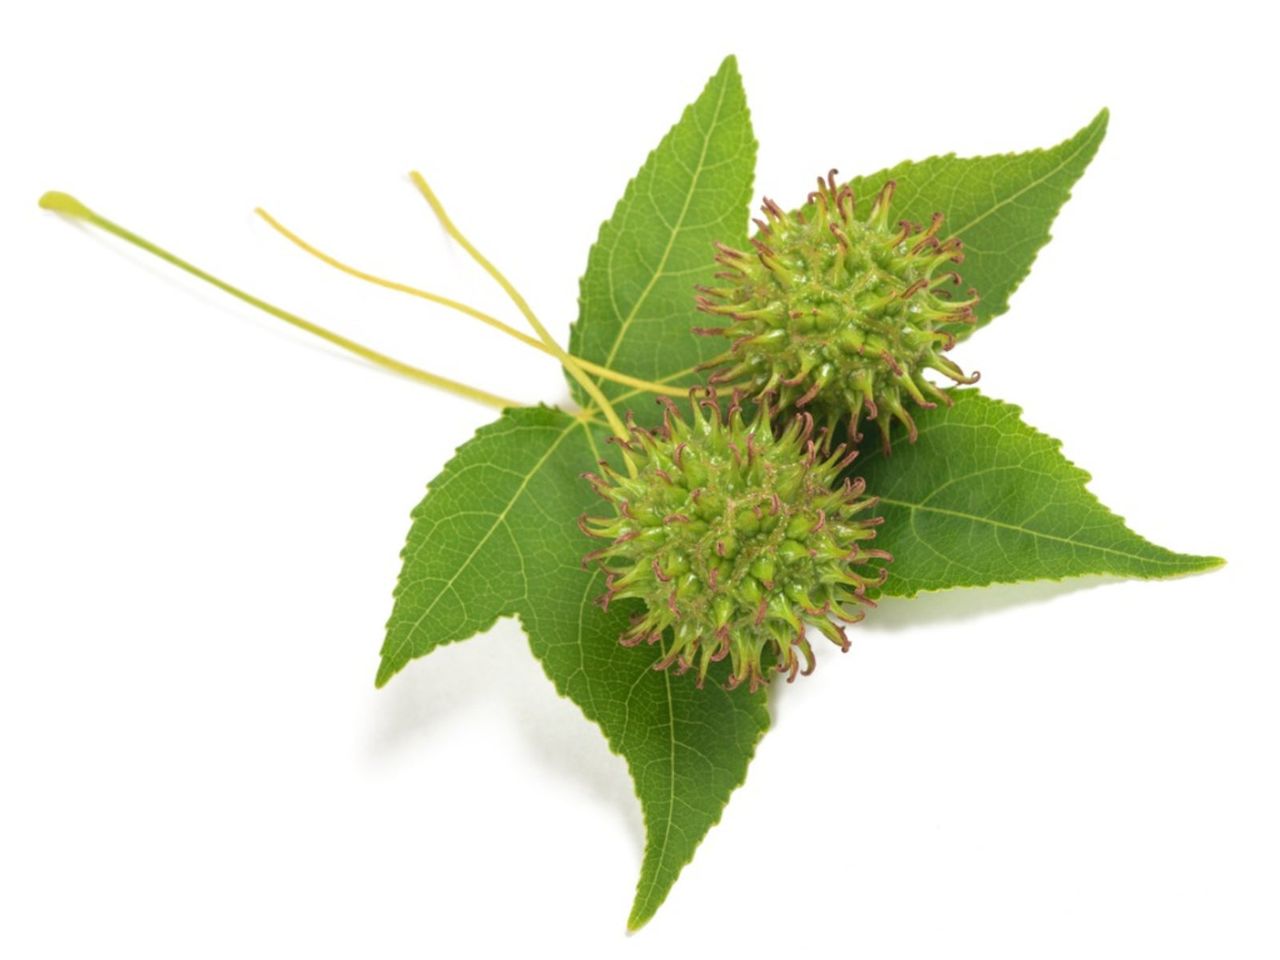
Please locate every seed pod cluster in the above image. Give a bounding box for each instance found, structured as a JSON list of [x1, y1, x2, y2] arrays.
[[696, 171, 980, 449], [581, 393, 890, 692]]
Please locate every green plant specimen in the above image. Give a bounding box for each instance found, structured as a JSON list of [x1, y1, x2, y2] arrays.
[[40, 55, 1220, 933]]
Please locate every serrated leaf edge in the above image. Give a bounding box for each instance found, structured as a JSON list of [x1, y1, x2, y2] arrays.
[[843, 108, 1110, 340], [568, 54, 757, 403], [860, 389, 1224, 599]]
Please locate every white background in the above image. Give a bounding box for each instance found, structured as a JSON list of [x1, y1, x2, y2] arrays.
[[2, 2, 1277, 956]]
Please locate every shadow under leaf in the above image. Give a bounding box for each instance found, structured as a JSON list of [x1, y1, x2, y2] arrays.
[[367, 618, 644, 855]]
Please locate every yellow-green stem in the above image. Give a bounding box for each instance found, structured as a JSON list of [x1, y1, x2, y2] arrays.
[[254, 208, 687, 399], [408, 172, 633, 449], [37, 192, 517, 410]]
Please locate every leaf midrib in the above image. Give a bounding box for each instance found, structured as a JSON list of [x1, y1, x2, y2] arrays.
[[599, 75, 731, 373], [632, 656, 679, 924], [877, 495, 1195, 567], [384, 419, 578, 670], [571, 417, 683, 925], [950, 121, 1103, 237]]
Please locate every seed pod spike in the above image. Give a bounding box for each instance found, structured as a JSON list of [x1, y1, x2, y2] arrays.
[[699, 172, 978, 451], [580, 391, 888, 690]]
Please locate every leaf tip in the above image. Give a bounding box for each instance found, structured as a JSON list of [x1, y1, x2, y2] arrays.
[[373, 659, 397, 689], [716, 53, 740, 75], [1145, 550, 1225, 579], [1089, 106, 1110, 138]]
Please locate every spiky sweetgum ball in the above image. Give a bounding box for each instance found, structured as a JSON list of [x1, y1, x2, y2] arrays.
[[696, 172, 981, 450], [580, 393, 890, 693]]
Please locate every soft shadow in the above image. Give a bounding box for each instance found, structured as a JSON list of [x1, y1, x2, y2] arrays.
[[368, 620, 643, 855], [767, 576, 1119, 724], [863, 575, 1119, 632]]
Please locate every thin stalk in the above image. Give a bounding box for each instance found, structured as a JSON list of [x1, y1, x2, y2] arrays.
[[578, 363, 704, 427], [254, 208, 687, 398], [37, 192, 517, 410], [611, 363, 701, 406], [408, 172, 632, 449]]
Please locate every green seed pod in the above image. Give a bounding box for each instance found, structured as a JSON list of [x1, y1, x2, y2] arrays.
[[580, 392, 890, 692], [695, 172, 981, 450]]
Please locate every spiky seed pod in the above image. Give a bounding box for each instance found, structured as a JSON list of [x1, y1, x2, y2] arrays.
[[695, 171, 981, 450], [580, 392, 891, 693]]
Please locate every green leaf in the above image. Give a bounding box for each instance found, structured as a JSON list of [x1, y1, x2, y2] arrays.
[[855, 391, 1222, 596], [377, 407, 769, 930], [568, 55, 757, 416], [845, 109, 1108, 340]]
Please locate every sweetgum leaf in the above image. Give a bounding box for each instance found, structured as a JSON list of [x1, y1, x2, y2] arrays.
[[378, 407, 768, 930], [855, 391, 1222, 596], [568, 55, 756, 418], [844, 109, 1108, 341]]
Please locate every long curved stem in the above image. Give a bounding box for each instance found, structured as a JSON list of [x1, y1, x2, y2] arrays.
[[254, 208, 687, 398], [408, 172, 632, 448], [38, 192, 518, 410]]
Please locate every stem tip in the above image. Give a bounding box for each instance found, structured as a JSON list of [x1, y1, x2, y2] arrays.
[[39, 191, 92, 219]]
